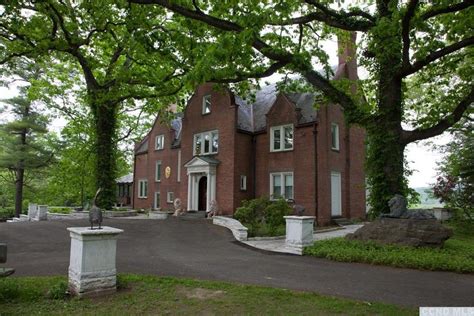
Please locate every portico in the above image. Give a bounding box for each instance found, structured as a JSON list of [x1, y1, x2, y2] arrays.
[[184, 156, 219, 212]]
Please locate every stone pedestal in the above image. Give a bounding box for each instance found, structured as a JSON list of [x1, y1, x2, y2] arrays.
[[68, 226, 123, 297], [37, 205, 48, 221], [28, 203, 37, 220], [284, 216, 315, 252]]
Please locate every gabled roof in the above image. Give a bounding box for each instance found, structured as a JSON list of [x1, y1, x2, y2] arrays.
[[184, 156, 220, 167]]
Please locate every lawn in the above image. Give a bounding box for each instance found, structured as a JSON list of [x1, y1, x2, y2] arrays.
[[0, 274, 416, 315], [304, 222, 474, 273]]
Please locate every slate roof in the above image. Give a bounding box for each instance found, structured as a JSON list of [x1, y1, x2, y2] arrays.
[[116, 173, 133, 183], [236, 84, 321, 133]]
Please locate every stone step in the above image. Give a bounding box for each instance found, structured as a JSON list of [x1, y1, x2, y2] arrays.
[[332, 217, 353, 226]]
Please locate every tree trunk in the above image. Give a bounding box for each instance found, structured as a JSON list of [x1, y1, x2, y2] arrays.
[[92, 101, 118, 210], [14, 168, 24, 218]]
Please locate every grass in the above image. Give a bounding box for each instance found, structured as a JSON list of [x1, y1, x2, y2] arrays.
[[304, 222, 474, 273], [0, 274, 416, 315], [248, 224, 286, 237], [48, 207, 73, 214]]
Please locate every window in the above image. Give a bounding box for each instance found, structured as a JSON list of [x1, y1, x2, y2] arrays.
[[331, 123, 340, 150], [155, 161, 162, 182], [202, 95, 211, 114], [138, 179, 148, 198], [155, 134, 164, 150], [167, 191, 174, 203], [270, 172, 294, 200], [270, 125, 293, 152], [154, 192, 160, 209], [240, 175, 247, 191], [194, 130, 218, 155]]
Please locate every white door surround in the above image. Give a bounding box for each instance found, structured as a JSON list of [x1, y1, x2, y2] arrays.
[[331, 171, 342, 217], [184, 156, 219, 212]]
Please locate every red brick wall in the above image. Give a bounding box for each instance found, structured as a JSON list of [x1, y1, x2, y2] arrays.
[[180, 83, 237, 215], [254, 94, 317, 216], [133, 84, 366, 222]]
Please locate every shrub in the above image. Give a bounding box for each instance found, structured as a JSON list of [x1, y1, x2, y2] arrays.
[[0, 207, 14, 220], [235, 197, 291, 237], [48, 207, 73, 214]]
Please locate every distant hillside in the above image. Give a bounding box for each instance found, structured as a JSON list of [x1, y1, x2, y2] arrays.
[[411, 187, 444, 208]]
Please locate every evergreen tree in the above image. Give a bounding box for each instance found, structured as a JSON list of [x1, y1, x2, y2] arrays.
[[0, 88, 53, 217]]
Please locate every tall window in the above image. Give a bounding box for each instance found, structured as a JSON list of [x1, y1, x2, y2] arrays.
[[331, 123, 339, 150], [202, 95, 211, 114], [138, 179, 148, 198], [270, 125, 293, 152], [155, 134, 164, 150], [194, 130, 218, 155], [240, 175, 247, 191], [154, 192, 160, 209], [270, 172, 293, 200], [155, 161, 162, 182]]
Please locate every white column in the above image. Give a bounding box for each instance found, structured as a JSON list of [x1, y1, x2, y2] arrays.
[[210, 173, 216, 202], [284, 216, 315, 254], [68, 226, 123, 297], [206, 172, 211, 211], [187, 174, 192, 210]]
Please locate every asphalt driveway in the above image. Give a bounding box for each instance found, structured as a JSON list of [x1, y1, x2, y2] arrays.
[[1, 218, 473, 307]]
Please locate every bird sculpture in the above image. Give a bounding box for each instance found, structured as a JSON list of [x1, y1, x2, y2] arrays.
[[89, 188, 103, 230]]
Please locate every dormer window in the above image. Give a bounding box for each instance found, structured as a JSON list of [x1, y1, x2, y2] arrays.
[[155, 134, 164, 150], [202, 95, 211, 114]]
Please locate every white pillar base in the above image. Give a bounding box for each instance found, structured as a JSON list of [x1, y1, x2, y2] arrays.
[[284, 216, 315, 252], [37, 205, 48, 221], [67, 226, 123, 297]]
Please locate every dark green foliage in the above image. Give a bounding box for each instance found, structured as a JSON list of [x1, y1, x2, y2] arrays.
[[304, 224, 474, 273], [235, 197, 291, 237], [0, 207, 14, 221], [433, 121, 474, 223]]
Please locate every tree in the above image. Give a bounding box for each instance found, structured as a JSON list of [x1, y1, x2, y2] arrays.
[[129, 0, 474, 214], [433, 119, 473, 222], [0, 88, 53, 217], [0, 1, 195, 208]]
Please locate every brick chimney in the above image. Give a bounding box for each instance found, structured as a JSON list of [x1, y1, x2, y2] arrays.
[[334, 32, 358, 80]]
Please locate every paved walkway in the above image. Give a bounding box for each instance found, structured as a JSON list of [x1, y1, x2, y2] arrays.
[[243, 225, 363, 254], [1, 218, 473, 307]]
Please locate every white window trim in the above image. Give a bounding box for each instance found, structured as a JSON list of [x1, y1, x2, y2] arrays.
[[167, 191, 174, 204], [138, 179, 148, 199], [331, 123, 340, 151], [155, 134, 164, 150], [240, 175, 247, 191], [155, 161, 162, 182], [269, 172, 294, 200], [270, 124, 294, 152], [202, 95, 211, 114], [193, 130, 218, 156]]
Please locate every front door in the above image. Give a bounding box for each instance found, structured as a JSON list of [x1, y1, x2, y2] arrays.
[[331, 172, 342, 216], [198, 176, 207, 211]]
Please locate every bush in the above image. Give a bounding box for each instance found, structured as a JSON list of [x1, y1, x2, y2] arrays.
[[48, 207, 72, 214], [0, 207, 14, 220], [235, 197, 291, 237]]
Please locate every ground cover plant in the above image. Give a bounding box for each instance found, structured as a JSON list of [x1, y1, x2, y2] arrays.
[[47, 207, 73, 214], [304, 222, 474, 273], [0, 274, 416, 315], [234, 197, 291, 237]]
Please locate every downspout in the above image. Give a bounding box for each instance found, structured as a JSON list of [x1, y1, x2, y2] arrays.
[[313, 122, 319, 224], [252, 135, 257, 198], [132, 153, 137, 209]]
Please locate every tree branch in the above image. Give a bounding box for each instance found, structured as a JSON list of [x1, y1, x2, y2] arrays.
[[401, 86, 474, 144], [422, 1, 474, 20], [401, 36, 474, 77], [402, 0, 419, 69], [210, 60, 289, 83]]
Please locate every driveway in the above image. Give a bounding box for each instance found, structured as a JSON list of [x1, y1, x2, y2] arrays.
[[1, 218, 473, 307]]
